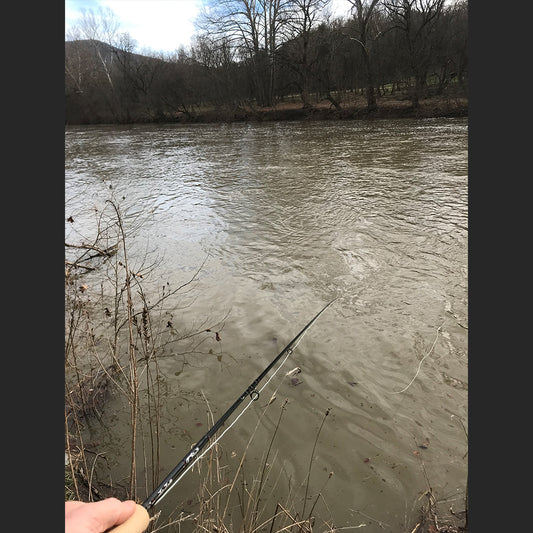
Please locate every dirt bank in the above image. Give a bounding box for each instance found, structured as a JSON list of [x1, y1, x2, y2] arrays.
[[171, 95, 468, 124]]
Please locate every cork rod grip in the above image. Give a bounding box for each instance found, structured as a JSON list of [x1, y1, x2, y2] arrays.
[[106, 504, 150, 533]]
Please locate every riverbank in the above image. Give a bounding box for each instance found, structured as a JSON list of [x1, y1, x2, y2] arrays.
[[171, 94, 468, 124]]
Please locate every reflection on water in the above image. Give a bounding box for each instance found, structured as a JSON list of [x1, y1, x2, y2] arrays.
[[65, 118, 467, 532]]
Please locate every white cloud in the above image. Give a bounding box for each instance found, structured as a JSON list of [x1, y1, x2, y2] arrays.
[[330, 0, 352, 18], [65, 0, 202, 53], [101, 0, 200, 52], [65, 0, 352, 54]]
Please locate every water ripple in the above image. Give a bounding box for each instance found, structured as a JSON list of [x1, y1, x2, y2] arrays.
[[65, 118, 468, 529]]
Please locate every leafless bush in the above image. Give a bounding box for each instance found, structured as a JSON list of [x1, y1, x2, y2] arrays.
[[65, 199, 212, 505]]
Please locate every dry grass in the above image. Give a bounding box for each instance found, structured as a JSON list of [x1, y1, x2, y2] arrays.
[[157, 402, 341, 533], [171, 90, 467, 124], [65, 199, 467, 532], [65, 198, 211, 505]]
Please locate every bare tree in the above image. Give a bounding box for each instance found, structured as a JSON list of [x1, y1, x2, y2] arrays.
[[190, 34, 248, 113], [111, 35, 174, 121], [65, 0, 466, 123], [347, 0, 382, 112], [197, 0, 290, 106], [68, 6, 123, 90], [307, 17, 352, 110], [65, 40, 89, 96], [444, 0, 467, 95], [65, 38, 119, 122], [383, 0, 446, 107], [283, 0, 330, 108], [66, 6, 161, 122]]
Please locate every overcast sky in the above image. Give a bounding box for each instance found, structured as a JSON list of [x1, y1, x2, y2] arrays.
[[65, 0, 205, 53], [65, 0, 353, 54]]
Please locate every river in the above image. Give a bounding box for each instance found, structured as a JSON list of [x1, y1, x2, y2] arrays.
[[65, 118, 468, 532]]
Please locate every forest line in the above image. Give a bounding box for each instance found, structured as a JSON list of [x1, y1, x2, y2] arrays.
[[65, 0, 467, 124]]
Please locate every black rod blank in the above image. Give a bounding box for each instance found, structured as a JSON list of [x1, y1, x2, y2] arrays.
[[142, 299, 336, 510]]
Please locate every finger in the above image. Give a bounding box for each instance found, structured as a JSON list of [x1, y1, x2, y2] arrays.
[[90, 498, 137, 529], [65, 501, 86, 513], [110, 499, 137, 525], [67, 498, 137, 533], [105, 504, 150, 533]]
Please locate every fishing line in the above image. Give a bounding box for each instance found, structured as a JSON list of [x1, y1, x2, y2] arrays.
[[150, 348, 295, 507], [143, 299, 335, 510], [392, 321, 444, 394]]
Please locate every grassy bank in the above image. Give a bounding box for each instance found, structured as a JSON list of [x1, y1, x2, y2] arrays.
[[163, 94, 467, 125]]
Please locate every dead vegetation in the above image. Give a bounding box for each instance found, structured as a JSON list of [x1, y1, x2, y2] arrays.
[[65, 199, 467, 532], [65, 199, 220, 507], [170, 94, 468, 124], [410, 487, 467, 533], [64, 198, 347, 532], [408, 435, 468, 533]]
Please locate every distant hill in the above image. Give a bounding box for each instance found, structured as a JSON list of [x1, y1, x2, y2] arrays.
[[65, 39, 170, 123], [65, 39, 165, 65], [65, 32, 467, 126]]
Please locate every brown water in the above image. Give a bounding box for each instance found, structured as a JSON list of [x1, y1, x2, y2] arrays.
[[65, 118, 468, 532]]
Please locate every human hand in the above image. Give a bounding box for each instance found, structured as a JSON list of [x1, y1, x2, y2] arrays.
[[65, 497, 145, 533]]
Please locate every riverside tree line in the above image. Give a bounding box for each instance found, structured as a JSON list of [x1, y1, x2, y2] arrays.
[[65, 0, 467, 124]]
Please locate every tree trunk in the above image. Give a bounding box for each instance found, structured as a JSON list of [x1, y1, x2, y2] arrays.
[[362, 47, 377, 112], [325, 91, 342, 111]]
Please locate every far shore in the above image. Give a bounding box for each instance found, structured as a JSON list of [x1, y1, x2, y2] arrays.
[[166, 94, 468, 124], [65, 94, 467, 127]]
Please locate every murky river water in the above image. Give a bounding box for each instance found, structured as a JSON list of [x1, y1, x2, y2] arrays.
[[65, 118, 467, 532]]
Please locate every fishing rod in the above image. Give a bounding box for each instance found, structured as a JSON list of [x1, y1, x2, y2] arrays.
[[141, 298, 337, 512]]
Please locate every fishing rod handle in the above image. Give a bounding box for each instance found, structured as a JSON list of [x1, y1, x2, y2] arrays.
[[105, 504, 150, 533]]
